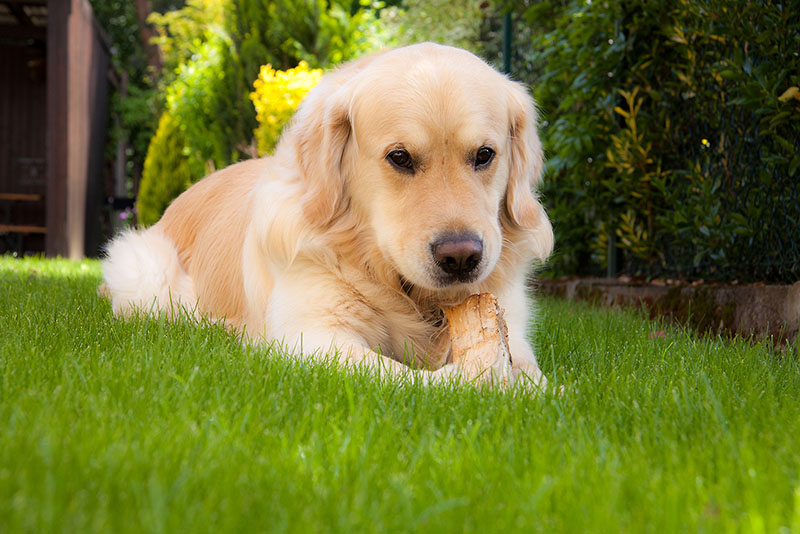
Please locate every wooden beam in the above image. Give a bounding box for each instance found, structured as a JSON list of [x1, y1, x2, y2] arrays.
[[4, 1, 33, 26], [0, 224, 48, 234], [1, 0, 47, 5], [0, 193, 42, 202], [0, 23, 45, 40]]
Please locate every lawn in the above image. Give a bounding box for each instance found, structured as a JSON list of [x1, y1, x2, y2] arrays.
[[1, 256, 799, 533]]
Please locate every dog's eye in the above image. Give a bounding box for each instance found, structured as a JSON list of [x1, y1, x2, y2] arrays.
[[474, 147, 495, 169], [387, 149, 414, 172]]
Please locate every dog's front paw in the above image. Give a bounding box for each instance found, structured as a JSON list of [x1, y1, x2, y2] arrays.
[[430, 362, 465, 384], [511, 361, 567, 395], [430, 359, 512, 389]]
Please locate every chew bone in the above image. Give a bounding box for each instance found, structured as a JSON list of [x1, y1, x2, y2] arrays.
[[444, 293, 513, 386]]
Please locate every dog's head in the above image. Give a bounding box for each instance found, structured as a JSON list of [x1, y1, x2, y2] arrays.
[[289, 43, 553, 292]]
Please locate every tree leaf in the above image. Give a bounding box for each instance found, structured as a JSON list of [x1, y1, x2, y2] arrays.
[[778, 86, 799, 103]]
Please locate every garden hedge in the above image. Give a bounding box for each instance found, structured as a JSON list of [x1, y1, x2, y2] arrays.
[[510, 0, 799, 283]]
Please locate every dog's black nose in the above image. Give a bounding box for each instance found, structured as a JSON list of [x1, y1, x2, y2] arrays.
[[431, 234, 483, 278]]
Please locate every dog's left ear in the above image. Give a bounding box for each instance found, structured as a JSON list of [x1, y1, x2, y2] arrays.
[[504, 81, 554, 260], [288, 77, 353, 227]]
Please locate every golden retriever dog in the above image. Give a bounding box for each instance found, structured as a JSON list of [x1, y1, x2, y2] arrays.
[[102, 43, 554, 387]]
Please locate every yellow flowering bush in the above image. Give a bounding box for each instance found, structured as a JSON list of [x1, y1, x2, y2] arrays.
[[249, 61, 323, 155]]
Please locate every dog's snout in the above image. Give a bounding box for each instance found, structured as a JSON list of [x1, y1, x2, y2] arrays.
[[431, 234, 483, 278]]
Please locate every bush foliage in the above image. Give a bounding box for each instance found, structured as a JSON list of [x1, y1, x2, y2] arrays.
[[511, 0, 800, 282], [381, 0, 488, 54], [249, 62, 323, 155], [137, 112, 200, 226], [137, 0, 388, 225], [133, 0, 798, 282]]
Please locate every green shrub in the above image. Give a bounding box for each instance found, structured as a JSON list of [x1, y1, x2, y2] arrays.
[[137, 30, 241, 227], [136, 112, 202, 226], [164, 33, 248, 172], [90, 0, 160, 190], [249, 62, 323, 155], [509, 0, 800, 282], [137, 0, 391, 224], [381, 0, 487, 54]]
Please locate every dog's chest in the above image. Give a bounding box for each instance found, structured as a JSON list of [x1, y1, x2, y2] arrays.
[[336, 265, 450, 369], [366, 304, 450, 370]]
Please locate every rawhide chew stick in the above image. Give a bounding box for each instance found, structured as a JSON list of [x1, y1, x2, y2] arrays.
[[444, 293, 513, 386]]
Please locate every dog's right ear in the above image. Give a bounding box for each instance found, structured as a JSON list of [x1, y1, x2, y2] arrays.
[[288, 78, 352, 227], [503, 80, 554, 262]]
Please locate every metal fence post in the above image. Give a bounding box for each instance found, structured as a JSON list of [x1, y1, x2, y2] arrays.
[[607, 231, 618, 278]]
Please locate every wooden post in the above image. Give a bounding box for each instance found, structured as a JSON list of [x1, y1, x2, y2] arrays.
[[45, 0, 69, 257]]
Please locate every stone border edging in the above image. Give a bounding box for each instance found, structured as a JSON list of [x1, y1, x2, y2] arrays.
[[535, 278, 800, 345]]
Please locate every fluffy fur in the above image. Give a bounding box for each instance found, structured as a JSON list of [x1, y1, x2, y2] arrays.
[[102, 43, 554, 385]]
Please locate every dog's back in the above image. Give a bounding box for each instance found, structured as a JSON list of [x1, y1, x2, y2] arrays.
[[102, 158, 265, 324]]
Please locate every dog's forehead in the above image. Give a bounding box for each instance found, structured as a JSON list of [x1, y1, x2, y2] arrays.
[[350, 55, 510, 148]]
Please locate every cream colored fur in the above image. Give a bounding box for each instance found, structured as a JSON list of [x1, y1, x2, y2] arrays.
[[102, 43, 554, 386]]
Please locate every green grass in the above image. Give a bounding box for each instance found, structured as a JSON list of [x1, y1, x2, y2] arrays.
[[1, 256, 799, 533]]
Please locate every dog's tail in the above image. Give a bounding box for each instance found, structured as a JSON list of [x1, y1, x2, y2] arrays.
[[101, 228, 197, 318]]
